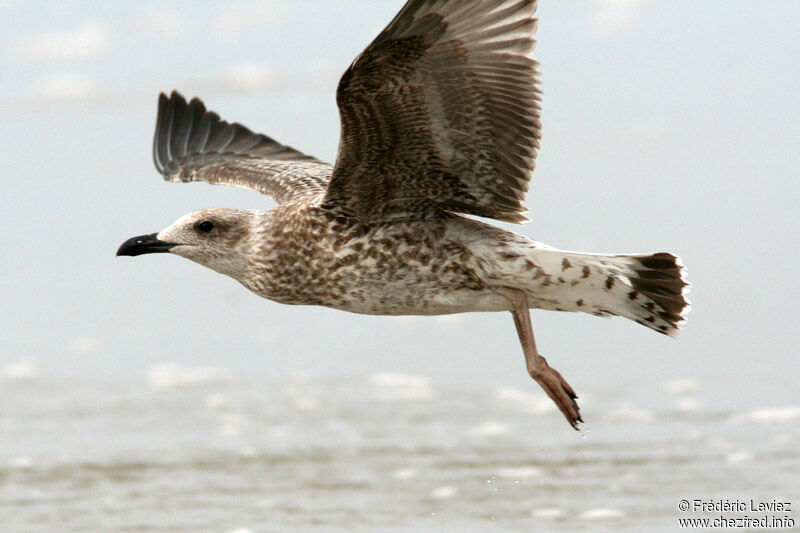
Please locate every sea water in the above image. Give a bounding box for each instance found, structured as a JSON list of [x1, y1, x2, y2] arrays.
[[2, 364, 797, 532]]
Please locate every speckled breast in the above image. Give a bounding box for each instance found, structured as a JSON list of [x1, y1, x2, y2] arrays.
[[243, 203, 489, 315]]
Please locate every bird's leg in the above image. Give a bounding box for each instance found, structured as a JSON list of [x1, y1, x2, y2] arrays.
[[496, 287, 583, 429]]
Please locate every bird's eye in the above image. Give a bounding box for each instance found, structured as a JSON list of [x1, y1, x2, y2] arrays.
[[195, 220, 214, 233]]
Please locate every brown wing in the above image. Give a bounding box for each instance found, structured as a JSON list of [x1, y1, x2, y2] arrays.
[[322, 0, 541, 223], [153, 91, 332, 205]]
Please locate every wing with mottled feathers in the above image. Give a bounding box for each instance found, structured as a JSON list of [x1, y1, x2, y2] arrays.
[[153, 91, 332, 204], [323, 0, 541, 223]]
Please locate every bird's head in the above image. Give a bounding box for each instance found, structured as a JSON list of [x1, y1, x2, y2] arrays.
[[117, 208, 258, 278]]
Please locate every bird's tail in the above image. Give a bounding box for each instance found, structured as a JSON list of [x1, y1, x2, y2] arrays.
[[520, 250, 691, 336], [614, 252, 691, 336]]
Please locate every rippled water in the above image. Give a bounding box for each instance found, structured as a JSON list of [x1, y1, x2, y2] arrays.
[[2, 365, 798, 532]]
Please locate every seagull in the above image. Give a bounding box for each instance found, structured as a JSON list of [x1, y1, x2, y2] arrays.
[[118, 0, 690, 429]]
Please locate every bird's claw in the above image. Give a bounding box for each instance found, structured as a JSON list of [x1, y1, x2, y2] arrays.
[[531, 355, 583, 429]]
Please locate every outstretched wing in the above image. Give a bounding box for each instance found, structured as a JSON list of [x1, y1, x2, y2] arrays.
[[323, 0, 541, 223], [153, 91, 332, 205]]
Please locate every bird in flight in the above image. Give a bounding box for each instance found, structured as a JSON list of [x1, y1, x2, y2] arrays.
[[118, 0, 690, 429]]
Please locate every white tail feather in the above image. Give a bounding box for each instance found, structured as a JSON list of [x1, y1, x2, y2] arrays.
[[511, 249, 691, 336]]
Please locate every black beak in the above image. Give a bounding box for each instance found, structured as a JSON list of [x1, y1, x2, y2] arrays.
[[116, 233, 178, 257]]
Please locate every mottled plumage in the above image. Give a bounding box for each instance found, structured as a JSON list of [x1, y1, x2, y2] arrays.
[[119, 0, 690, 429], [324, 0, 541, 223]]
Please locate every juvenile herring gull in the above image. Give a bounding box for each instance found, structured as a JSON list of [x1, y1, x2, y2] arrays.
[[117, 0, 690, 429]]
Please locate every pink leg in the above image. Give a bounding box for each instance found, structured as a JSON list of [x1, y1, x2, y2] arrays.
[[497, 287, 583, 429]]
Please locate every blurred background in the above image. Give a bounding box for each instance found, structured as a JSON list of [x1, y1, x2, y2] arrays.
[[1, 1, 798, 531]]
